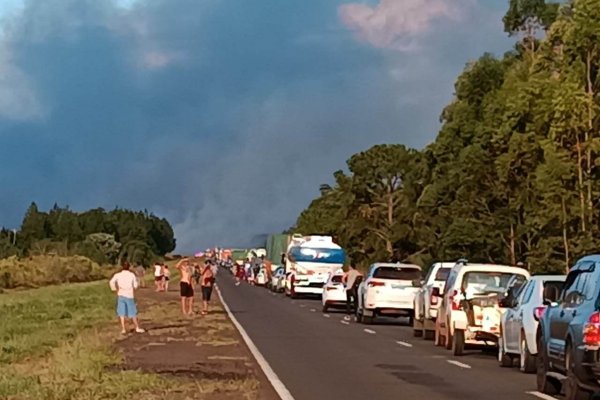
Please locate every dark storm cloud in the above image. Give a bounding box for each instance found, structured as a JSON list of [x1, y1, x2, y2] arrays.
[[0, 0, 512, 251]]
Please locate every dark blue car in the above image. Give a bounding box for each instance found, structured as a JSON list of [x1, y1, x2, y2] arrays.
[[537, 255, 600, 400]]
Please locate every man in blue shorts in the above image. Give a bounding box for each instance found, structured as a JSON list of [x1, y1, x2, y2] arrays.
[[109, 262, 145, 334]]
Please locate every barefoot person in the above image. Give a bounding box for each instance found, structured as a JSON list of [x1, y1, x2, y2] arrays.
[[200, 261, 216, 315], [153, 262, 164, 292], [109, 262, 145, 334], [175, 258, 194, 315], [163, 265, 171, 291]]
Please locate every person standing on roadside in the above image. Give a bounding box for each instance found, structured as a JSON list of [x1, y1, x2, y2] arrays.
[[135, 264, 146, 288], [200, 261, 215, 315], [342, 262, 361, 321], [175, 258, 194, 316], [163, 265, 171, 292], [109, 262, 145, 334], [153, 262, 164, 292]]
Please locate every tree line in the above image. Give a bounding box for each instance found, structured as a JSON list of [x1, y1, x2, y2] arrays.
[[292, 0, 600, 273], [0, 202, 176, 265]]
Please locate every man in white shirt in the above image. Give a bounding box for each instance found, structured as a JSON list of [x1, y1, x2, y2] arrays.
[[153, 263, 164, 292], [109, 262, 145, 334]]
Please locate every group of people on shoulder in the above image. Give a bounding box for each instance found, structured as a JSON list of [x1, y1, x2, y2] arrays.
[[153, 262, 171, 292], [234, 255, 270, 286], [175, 258, 216, 316]]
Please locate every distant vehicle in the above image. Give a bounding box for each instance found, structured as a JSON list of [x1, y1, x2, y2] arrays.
[[356, 263, 422, 325], [284, 235, 346, 299], [498, 274, 565, 373], [537, 255, 600, 399], [255, 267, 268, 286], [269, 266, 286, 293], [434, 260, 530, 356], [413, 262, 454, 339], [321, 270, 347, 313]]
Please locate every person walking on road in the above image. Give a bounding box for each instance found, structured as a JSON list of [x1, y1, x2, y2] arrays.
[[200, 261, 215, 315], [109, 262, 145, 334], [343, 262, 361, 321], [175, 258, 195, 316]]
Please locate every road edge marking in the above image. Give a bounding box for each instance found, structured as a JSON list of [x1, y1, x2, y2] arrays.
[[396, 340, 413, 348], [446, 360, 471, 369], [526, 391, 557, 400], [215, 285, 295, 400], [364, 328, 376, 334]]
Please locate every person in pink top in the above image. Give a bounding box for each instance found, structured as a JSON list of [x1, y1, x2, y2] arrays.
[[109, 262, 145, 334]]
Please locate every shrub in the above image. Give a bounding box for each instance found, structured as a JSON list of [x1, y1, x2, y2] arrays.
[[0, 255, 116, 289]]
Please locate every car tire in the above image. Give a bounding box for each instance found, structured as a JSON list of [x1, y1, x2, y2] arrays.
[[445, 320, 453, 350], [519, 335, 536, 374], [498, 336, 512, 368], [414, 328, 423, 337], [322, 304, 329, 313], [424, 329, 435, 340], [536, 335, 560, 395], [564, 343, 589, 400], [452, 329, 465, 356]]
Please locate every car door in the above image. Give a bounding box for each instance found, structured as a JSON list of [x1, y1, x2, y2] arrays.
[[510, 280, 536, 351], [548, 263, 592, 363], [505, 280, 533, 352]]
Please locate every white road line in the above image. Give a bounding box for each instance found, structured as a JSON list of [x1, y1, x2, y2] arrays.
[[396, 340, 413, 348], [299, 304, 306, 308], [215, 285, 295, 400], [364, 329, 376, 335], [526, 391, 557, 400], [446, 360, 471, 369], [341, 320, 350, 325], [310, 309, 316, 312], [323, 314, 330, 318]]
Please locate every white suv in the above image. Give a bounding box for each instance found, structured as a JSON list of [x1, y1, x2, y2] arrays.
[[356, 263, 422, 325], [434, 260, 530, 356], [413, 262, 454, 339]]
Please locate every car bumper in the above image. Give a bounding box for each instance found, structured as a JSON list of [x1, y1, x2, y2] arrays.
[[294, 286, 324, 295]]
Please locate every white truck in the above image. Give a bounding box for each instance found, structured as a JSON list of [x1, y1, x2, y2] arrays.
[[284, 234, 346, 299], [413, 262, 455, 339]]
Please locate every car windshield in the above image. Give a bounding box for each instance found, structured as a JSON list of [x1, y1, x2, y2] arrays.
[[543, 280, 564, 294], [373, 266, 421, 280], [435, 268, 451, 281], [331, 275, 343, 283], [461, 271, 527, 297]]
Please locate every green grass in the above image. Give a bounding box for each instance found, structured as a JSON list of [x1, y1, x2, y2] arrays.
[[0, 281, 172, 400]]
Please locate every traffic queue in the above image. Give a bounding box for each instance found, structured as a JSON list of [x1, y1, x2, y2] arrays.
[[213, 234, 600, 400]]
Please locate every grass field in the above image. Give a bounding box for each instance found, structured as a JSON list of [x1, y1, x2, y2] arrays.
[[0, 280, 171, 400]]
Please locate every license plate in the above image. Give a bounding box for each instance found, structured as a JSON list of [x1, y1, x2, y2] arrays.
[[392, 284, 407, 289]]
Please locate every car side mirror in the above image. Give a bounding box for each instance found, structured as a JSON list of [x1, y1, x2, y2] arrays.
[[412, 279, 422, 287], [431, 287, 441, 297]]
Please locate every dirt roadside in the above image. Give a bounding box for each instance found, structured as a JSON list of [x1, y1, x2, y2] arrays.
[[114, 276, 280, 400]]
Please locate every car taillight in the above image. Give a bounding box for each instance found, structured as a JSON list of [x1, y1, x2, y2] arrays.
[[533, 306, 546, 321], [430, 291, 438, 305], [368, 281, 385, 287], [326, 286, 338, 291], [584, 312, 600, 346], [449, 290, 460, 310]]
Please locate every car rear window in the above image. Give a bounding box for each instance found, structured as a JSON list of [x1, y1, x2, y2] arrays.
[[435, 268, 450, 281], [461, 272, 528, 295], [331, 275, 343, 283], [373, 267, 421, 280], [543, 280, 564, 293]]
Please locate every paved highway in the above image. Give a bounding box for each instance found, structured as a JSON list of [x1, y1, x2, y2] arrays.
[[218, 273, 556, 400]]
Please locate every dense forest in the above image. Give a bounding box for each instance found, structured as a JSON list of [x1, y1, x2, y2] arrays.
[[0, 203, 176, 265], [293, 0, 600, 273]]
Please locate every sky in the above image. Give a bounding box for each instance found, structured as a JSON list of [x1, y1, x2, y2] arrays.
[[0, 0, 514, 252]]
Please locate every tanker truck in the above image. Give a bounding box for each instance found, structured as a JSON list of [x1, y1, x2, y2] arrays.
[[284, 234, 346, 299]]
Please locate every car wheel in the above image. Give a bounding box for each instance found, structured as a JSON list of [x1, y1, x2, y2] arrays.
[[322, 304, 329, 313], [564, 343, 589, 400], [413, 316, 423, 337], [445, 320, 453, 350], [498, 336, 512, 368], [414, 328, 423, 337], [536, 335, 560, 395], [519, 335, 536, 374], [424, 329, 435, 340], [452, 329, 465, 356]]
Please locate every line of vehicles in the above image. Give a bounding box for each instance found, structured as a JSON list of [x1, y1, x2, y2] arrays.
[[226, 234, 600, 400]]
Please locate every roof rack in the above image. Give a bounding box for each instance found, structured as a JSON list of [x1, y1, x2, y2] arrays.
[[456, 258, 468, 265]]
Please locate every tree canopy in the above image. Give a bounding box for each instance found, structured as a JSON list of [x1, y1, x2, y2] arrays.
[[293, 0, 600, 273]]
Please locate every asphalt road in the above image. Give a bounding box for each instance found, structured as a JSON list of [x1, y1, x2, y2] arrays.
[[217, 272, 557, 400]]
